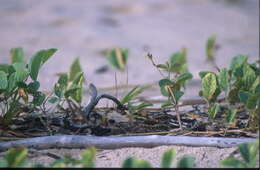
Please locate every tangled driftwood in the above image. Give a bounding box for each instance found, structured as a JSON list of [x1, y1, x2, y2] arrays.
[[0, 135, 256, 152]]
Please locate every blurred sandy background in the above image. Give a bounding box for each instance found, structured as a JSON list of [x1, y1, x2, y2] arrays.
[[0, 0, 259, 104]]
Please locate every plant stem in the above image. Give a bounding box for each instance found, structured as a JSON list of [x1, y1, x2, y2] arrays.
[[167, 86, 182, 130]]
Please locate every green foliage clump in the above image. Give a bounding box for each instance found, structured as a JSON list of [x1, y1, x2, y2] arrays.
[[0, 48, 57, 125], [199, 54, 259, 127], [51, 57, 85, 105], [147, 48, 193, 108]]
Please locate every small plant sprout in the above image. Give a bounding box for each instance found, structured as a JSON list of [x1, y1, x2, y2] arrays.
[[105, 47, 152, 113], [51, 57, 85, 113], [148, 49, 193, 130], [106, 47, 129, 99], [120, 85, 153, 114]]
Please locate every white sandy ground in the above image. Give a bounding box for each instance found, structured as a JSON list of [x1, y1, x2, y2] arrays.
[[0, 0, 259, 168], [27, 146, 238, 168]]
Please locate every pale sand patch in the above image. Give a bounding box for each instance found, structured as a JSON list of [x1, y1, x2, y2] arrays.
[[27, 146, 238, 168]]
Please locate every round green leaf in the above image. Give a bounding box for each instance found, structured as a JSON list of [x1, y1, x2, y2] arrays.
[[27, 81, 40, 94], [48, 96, 59, 104], [122, 157, 152, 168], [161, 149, 176, 168], [230, 55, 248, 71], [32, 91, 46, 106], [202, 73, 218, 101], [177, 156, 196, 168], [159, 79, 173, 97]]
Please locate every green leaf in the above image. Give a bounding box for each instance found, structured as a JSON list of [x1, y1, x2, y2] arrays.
[[27, 81, 40, 94], [161, 100, 173, 108], [130, 103, 153, 111], [29, 48, 57, 81], [57, 73, 69, 86], [173, 90, 184, 104], [218, 68, 229, 91], [3, 100, 21, 124], [107, 48, 128, 71], [16, 82, 27, 89], [32, 91, 46, 106], [121, 85, 150, 104], [15, 70, 29, 82], [228, 88, 240, 103], [206, 34, 216, 62], [48, 96, 59, 104], [40, 48, 57, 64], [50, 156, 79, 168], [225, 108, 237, 123], [250, 77, 260, 93], [230, 55, 248, 77], [0, 64, 10, 73], [177, 156, 196, 168], [70, 72, 84, 103], [208, 104, 220, 119], [122, 157, 152, 168], [169, 48, 187, 73], [239, 142, 252, 164], [7, 73, 16, 92], [160, 149, 176, 168], [4, 148, 28, 167], [54, 73, 68, 98], [221, 157, 246, 168], [7, 71, 29, 92], [64, 84, 81, 98], [159, 78, 173, 97], [246, 94, 259, 110], [199, 71, 214, 79], [176, 72, 193, 87], [0, 71, 8, 89], [10, 47, 25, 64], [29, 53, 42, 81], [81, 147, 96, 168], [247, 140, 259, 167], [54, 84, 65, 98], [12, 62, 26, 72], [230, 55, 248, 71], [69, 57, 82, 81], [201, 72, 218, 101], [241, 64, 256, 90], [238, 91, 251, 105]]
